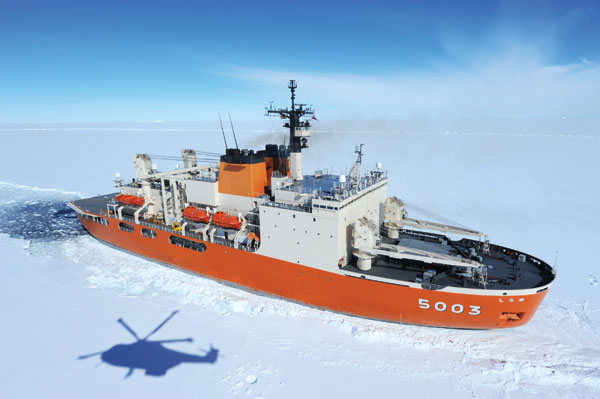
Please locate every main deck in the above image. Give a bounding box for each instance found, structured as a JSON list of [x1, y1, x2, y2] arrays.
[[344, 229, 555, 291], [73, 193, 555, 294]]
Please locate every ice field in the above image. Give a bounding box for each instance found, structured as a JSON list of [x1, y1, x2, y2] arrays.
[[0, 121, 599, 398]]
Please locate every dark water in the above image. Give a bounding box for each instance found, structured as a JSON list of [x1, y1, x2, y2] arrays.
[[0, 184, 86, 241]]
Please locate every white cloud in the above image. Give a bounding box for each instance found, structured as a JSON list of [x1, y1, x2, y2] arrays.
[[221, 54, 600, 119]]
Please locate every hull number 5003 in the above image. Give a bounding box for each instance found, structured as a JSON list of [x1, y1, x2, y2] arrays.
[[418, 299, 480, 315]]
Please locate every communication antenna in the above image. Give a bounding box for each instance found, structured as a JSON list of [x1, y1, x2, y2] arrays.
[[355, 143, 364, 164], [289, 79, 297, 109], [265, 79, 315, 181], [228, 113, 239, 150], [218, 113, 228, 149]]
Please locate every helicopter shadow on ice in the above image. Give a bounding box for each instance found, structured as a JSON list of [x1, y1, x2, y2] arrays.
[[78, 311, 219, 378]]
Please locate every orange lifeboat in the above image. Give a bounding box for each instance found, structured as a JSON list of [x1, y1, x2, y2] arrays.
[[183, 206, 211, 223], [115, 194, 144, 206], [213, 211, 242, 229]]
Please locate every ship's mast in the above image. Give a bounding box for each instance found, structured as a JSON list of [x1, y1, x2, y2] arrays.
[[266, 80, 315, 181]]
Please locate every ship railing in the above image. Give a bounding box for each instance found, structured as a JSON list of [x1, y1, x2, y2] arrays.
[[121, 174, 218, 189], [263, 177, 388, 213], [119, 215, 258, 252], [276, 184, 345, 201], [262, 200, 312, 213], [120, 182, 165, 191], [122, 183, 141, 189], [316, 176, 387, 203], [276, 173, 387, 203], [194, 176, 218, 183]]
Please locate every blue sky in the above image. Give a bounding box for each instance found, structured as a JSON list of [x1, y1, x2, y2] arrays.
[[1, 0, 599, 122]]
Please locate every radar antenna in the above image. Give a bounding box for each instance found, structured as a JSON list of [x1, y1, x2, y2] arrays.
[[265, 80, 315, 181]]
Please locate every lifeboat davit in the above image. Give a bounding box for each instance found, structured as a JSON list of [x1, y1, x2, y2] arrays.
[[213, 211, 242, 229], [183, 206, 211, 223], [115, 194, 144, 206]]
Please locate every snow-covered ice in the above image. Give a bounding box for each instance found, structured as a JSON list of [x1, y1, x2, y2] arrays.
[[0, 122, 599, 398]]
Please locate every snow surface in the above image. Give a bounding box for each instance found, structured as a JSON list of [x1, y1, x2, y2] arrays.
[[0, 122, 599, 398]]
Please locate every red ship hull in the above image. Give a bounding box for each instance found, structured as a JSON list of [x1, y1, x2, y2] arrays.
[[79, 214, 549, 329]]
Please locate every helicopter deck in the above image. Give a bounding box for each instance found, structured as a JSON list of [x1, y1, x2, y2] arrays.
[[72, 193, 118, 215]]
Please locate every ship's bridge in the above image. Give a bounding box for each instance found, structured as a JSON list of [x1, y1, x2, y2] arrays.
[[257, 169, 387, 271], [269, 170, 387, 211]]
